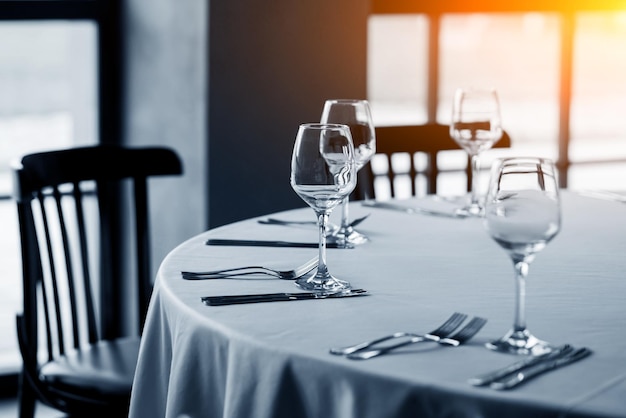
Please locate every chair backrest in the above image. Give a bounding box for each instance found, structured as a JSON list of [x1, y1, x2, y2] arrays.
[[12, 145, 182, 365], [356, 124, 511, 199]]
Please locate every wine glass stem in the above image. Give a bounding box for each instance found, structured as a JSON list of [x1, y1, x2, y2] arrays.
[[316, 211, 330, 276], [340, 197, 350, 230], [512, 260, 529, 332], [470, 153, 481, 208]]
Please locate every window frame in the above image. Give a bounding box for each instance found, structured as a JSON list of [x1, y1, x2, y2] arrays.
[[0, 0, 123, 163], [0, 0, 122, 395]]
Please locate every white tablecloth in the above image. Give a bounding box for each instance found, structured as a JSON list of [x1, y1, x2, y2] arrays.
[[129, 192, 626, 418]]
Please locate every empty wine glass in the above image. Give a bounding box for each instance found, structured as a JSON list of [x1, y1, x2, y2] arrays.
[[290, 123, 357, 293], [320, 99, 375, 245], [450, 88, 503, 216], [483, 157, 561, 355]]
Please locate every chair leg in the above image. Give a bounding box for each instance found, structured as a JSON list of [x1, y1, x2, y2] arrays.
[[427, 152, 437, 195], [18, 369, 36, 418]]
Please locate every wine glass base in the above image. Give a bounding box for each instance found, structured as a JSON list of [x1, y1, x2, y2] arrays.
[[333, 226, 369, 246], [433, 195, 484, 217], [295, 273, 351, 294], [455, 208, 484, 217], [486, 329, 553, 355], [455, 202, 484, 218]]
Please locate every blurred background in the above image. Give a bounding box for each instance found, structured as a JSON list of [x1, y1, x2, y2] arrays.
[[1, 0, 625, 396]]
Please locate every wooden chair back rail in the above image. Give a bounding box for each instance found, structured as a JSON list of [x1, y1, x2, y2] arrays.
[[358, 124, 511, 199]]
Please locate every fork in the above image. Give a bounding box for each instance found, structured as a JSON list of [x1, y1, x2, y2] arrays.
[[181, 257, 318, 280], [329, 312, 468, 356], [346, 316, 487, 360]]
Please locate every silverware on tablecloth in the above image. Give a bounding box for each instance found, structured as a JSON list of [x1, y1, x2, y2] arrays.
[[361, 200, 468, 219], [201, 288, 368, 306], [489, 347, 592, 390], [346, 316, 488, 360], [577, 189, 626, 203], [182, 257, 318, 280], [258, 213, 370, 228], [205, 238, 352, 249], [330, 312, 468, 356], [468, 344, 573, 386]]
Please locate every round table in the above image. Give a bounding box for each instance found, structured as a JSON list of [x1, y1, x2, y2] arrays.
[[129, 192, 626, 418]]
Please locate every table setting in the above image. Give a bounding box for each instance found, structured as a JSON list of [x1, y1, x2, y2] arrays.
[[129, 94, 626, 418]]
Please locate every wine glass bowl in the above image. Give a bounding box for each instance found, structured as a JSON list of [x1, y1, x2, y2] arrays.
[[320, 99, 376, 245], [290, 123, 357, 293], [450, 88, 503, 216], [483, 157, 561, 355]]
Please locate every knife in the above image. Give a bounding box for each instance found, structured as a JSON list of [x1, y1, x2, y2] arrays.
[[361, 200, 467, 219], [201, 288, 368, 306], [206, 238, 349, 249], [468, 344, 573, 386], [489, 347, 592, 390]]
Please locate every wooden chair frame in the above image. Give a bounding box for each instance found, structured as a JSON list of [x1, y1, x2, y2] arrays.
[[356, 124, 512, 200], [12, 145, 182, 417]]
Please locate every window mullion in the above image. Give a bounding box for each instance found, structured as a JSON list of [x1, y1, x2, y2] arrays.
[[558, 12, 575, 188], [427, 13, 441, 123]]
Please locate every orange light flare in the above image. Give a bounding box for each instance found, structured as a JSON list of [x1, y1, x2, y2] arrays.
[[371, 0, 626, 14]]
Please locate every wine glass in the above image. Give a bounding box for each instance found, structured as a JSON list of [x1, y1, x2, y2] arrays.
[[320, 99, 376, 245], [483, 157, 561, 355], [450, 88, 503, 216], [290, 123, 357, 293]]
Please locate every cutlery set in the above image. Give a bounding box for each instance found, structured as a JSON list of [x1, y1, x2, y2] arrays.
[[577, 189, 626, 203], [182, 257, 318, 280], [257, 213, 371, 229], [201, 288, 368, 306], [469, 344, 592, 390], [348, 317, 488, 360], [205, 238, 350, 249], [361, 200, 468, 219], [330, 312, 487, 360], [329, 312, 589, 388], [330, 312, 468, 356], [211, 214, 373, 250]]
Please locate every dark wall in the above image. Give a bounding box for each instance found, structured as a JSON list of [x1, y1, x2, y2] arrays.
[[124, 0, 369, 236], [208, 1, 369, 227], [123, 0, 208, 270]]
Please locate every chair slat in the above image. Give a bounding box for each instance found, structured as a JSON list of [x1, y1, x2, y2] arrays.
[[427, 152, 438, 194], [52, 186, 82, 349], [386, 154, 396, 197], [72, 183, 98, 344], [408, 156, 418, 196], [96, 179, 123, 340], [36, 191, 65, 356]]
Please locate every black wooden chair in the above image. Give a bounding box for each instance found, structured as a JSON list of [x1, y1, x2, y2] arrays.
[[12, 145, 183, 417], [356, 124, 511, 200]]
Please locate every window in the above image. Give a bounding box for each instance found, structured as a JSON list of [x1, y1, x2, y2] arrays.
[[569, 12, 626, 189], [0, 20, 97, 373], [368, 14, 429, 126], [367, 9, 626, 193]]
